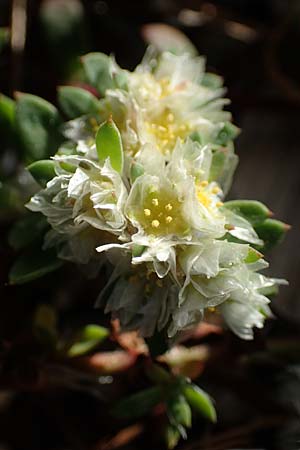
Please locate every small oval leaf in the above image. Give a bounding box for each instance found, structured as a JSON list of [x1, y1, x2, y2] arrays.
[[82, 52, 127, 96], [27, 160, 56, 187], [68, 324, 109, 357], [58, 86, 100, 119], [16, 93, 63, 162], [255, 218, 290, 251], [183, 383, 216, 423], [167, 394, 192, 429], [96, 118, 124, 173], [223, 200, 271, 226]]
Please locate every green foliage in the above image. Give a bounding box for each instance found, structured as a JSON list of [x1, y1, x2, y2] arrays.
[[132, 244, 145, 257], [244, 247, 263, 264], [165, 424, 181, 450], [0, 94, 15, 134], [223, 200, 271, 226], [27, 160, 56, 187], [255, 218, 289, 251], [96, 117, 124, 173], [130, 162, 144, 183], [58, 86, 100, 119], [215, 122, 240, 146], [16, 93, 63, 162], [167, 394, 192, 430], [9, 248, 63, 285], [82, 52, 127, 96], [182, 383, 217, 423], [112, 386, 163, 419], [67, 324, 109, 357], [209, 149, 226, 180]]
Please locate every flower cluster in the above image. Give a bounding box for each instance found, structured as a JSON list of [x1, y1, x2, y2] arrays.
[[27, 48, 286, 339]]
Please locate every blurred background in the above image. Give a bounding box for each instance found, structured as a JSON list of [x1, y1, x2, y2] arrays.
[[0, 1, 300, 449]]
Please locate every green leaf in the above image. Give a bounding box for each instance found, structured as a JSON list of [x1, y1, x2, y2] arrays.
[[82, 52, 127, 96], [112, 386, 162, 419], [67, 324, 109, 357], [16, 93, 63, 162], [189, 130, 202, 145], [165, 424, 181, 450], [254, 218, 289, 251], [58, 86, 100, 119], [132, 244, 145, 257], [209, 149, 226, 181], [215, 122, 240, 146], [167, 394, 192, 429], [183, 383, 216, 423], [244, 247, 263, 264], [9, 248, 63, 285], [202, 73, 224, 90], [130, 162, 144, 183], [8, 213, 49, 250], [27, 160, 56, 187], [96, 118, 124, 173], [0, 94, 15, 130], [223, 200, 271, 226]]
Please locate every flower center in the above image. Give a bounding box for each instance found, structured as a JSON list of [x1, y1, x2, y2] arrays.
[[136, 189, 189, 237], [145, 108, 192, 154]]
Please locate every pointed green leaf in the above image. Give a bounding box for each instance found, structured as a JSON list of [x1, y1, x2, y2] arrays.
[[58, 86, 100, 119], [244, 247, 263, 264], [112, 386, 162, 419], [130, 162, 144, 183], [16, 93, 63, 162], [183, 383, 216, 423], [165, 424, 181, 450], [9, 248, 63, 285], [254, 218, 290, 251], [223, 200, 271, 226], [167, 394, 192, 429], [202, 73, 224, 90], [82, 52, 127, 96], [96, 118, 123, 173], [215, 122, 240, 146], [27, 160, 56, 187], [68, 324, 109, 357]]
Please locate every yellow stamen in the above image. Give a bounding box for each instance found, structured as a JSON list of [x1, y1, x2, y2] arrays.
[[165, 203, 173, 211], [151, 220, 160, 228], [216, 201, 224, 207], [200, 180, 209, 187], [165, 216, 173, 224], [212, 186, 221, 194], [152, 198, 159, 206], [144, 209, 151, 216]]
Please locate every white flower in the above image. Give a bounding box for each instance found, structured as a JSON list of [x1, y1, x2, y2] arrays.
[[128, 51, 232, 157], [27, 155, 128, 264]]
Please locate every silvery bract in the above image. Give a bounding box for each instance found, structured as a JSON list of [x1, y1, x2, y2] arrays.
[[27, 47, 287, 340]]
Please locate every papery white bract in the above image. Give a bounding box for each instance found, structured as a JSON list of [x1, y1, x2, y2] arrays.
[[26, 45, 287, 341]]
